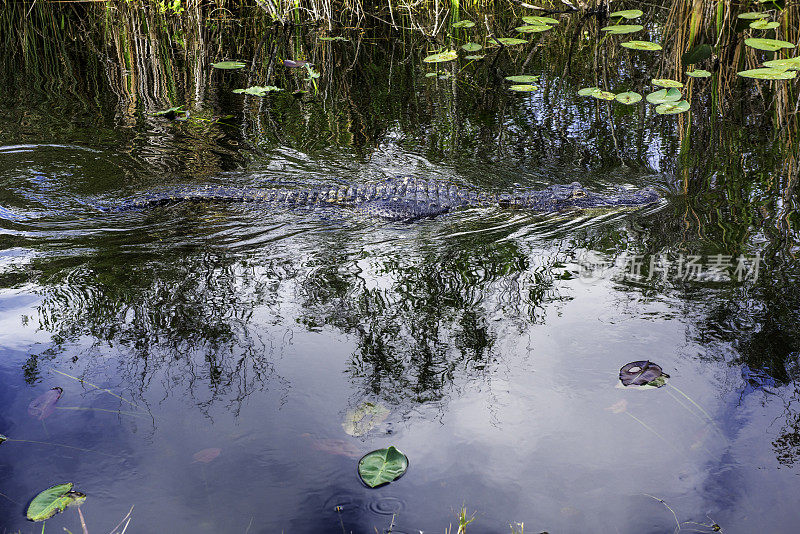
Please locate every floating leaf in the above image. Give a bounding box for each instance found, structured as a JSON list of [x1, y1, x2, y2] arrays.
[[621, 40, 662, 51], [283, 59, 312, 68], [26, 483, 85, 522], [656, 100, 690, 115], [601, 24, 643, 35], [461, 42, 483, 52], [646, 88, 682, 104], [319, 36, 350, 42], [233, 86, 283, 96], [464, 55, 485, 60], [610, 9, 643, 19], [750, 19, 780, 29], [738, 68, 797, 79], [423, 50, 458, 63], [745, 38, 795, 51], [505, 75, 539, 83], [358, 446, 409, 488], [619, 361, 670, 387], [683, 44, 713, 65], [211, 61, 246, 70], [490, 37, 528, 46], [153, 106, 184, 117], [764, 57, 800, 70], [578, 86, 601, 96], [515, 25, 552, 33], [452, 20, 475, 28], [522, 15, 559, 25], [343, 402, 390, 437], [425, 72, 438, 77], [594, 91, 616, 100], [651, 78, 684, 88], [686, 69, 712, 77], [615, 91, 642, 104], [737, 11, 768, 20], [509, 84, 538, 91], [28, 387, 63, 420], [192, 448, 222, 463]]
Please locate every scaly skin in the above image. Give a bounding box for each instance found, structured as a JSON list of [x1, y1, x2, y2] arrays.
[[106, 177, 660, 221]]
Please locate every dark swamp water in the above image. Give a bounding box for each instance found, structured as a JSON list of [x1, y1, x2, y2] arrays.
[[1, 2, 799, 532]]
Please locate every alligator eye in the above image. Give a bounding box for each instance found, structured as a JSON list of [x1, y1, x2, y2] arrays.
[[572, 190, 586, 198]]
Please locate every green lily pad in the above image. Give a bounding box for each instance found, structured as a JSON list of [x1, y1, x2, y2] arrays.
[[509, 84, 538, 91], [425, 72, 438, 77], [686, 69, 712, 77], [154, 106, 184, 117], [233, 86, 283, 96], [737, 68, 797, 79], [745, 38, 795, 51], [601, 24, 643, 35], [358, 446, 409, 488], [522, 15, 559, 25], [737, 11, 768, 19], [646, 88, 682, 104], [516, 25, 552, 33], [610, 9, 643, 19], [464, 55, 485, 60], [505, 75, 539, 83], [750, 19, 780, 29], [577, 87, 614, 100], [319, 36, 350, 41], [621, 40, 662, 51], [423, 50, 458, 63], [656, 100, 690, 114], [615, 91, 642, 104], [495, 37, 528, 46], [26, 484, 86, 522], [652, 78, 684, 88], [343, 402, 390, 437], [461, 42, 483, 52], [211, 61, 246, 70], [594, 91, 616, 100], [764, 57, 800, 70], [452, 20, 475, 28]]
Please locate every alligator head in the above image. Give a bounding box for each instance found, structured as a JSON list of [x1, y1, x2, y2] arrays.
[[501, 182, 660, 212]]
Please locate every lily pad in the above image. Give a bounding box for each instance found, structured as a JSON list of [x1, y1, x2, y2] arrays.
[[737, 11, 768, 19], [686, 69, 712, 77], [452, 20, 475, 28], [515, 25, 552, 33], [656, 100, 691, 114], [610, 9, 643, 19], [651, 78, 684, 88], [646, 88, 682, 104], [621, 40, 662, 51], [750, 19, 780, 29], [28, 387, 63, 420], [594, 91, 616, 100], [619, 361, 670, 387], [490, 37, 528, 46], [319, 36, 350, 42], [509, 84, 538, 91], [358, 446, 408, 488], [461, 42, 483, 52], [233, 86, 283, 96], [578, 86, 601, 96], [764, 57, 800, 70], [745, 38, 795, 51], [522, 15, 559, 25], [26, 483, 86, 522], [464, 55, 485, 60], [505, 75, 539, 83], [615, 91, 642, 104], [737, 68, 797, 79], [601, 24, 643, 35], [211, 61, 246, 70], [423, 50, 458, 63], [343, 402, 390, 437]]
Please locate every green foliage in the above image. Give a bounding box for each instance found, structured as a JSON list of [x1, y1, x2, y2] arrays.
[[504, 75, 539, 83], [651, 79, 683, 88], [610, 9, 643, 19], [601, 24, 643, 35], [358, 446, 408, 488], [621, 40, 662, 51], [342, 402, 389, 437], [655, 100, 690, 115], [738, 68, 797, 79], [423, 50, 458, 63], [615, 91, 642, 104], [745, 38, 795, 51], [211, 61, 246, 70], [646, 88, 682, 104], [26, 483, 85, 522]]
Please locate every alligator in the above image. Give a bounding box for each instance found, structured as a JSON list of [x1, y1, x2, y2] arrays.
[[106, 177, 660, 221]]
